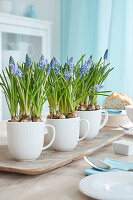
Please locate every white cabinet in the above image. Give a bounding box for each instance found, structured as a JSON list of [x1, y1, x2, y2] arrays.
[[0, 13, 52, 120]]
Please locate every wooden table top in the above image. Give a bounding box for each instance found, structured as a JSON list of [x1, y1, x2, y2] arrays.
[[0, 122, 133, 200]]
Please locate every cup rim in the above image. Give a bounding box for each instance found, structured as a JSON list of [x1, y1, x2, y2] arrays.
[[76, 109, 101, 112], [46, 116, 80, 121], [7, 121, 45, 124]]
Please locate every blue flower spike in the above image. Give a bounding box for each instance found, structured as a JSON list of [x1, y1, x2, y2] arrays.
[[38, 54, 48, 70], [26, 54, 32, 68], [9, 56, 17, 76], [102, 49, 108, 75], [64, 57, 74, 81], [93, 84, 104, 92], [50, 57, 61, 74], [79, 55, 92, 77], [52, 57, 61, 67], [88, 55, 92, 66], [64, 57, 74, 72], [101, 66, 106, 75], [16, 68, 23, 78], [9, 56, 23, 78], [40, 54, 44, 60], [46, 64, 51, 74], [104, 49, 108, 61], [9, 56, 15, 67]]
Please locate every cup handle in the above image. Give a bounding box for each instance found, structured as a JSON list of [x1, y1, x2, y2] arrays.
[[78, 119, 89, 141], [100, 110, 108, 129], [42, 124, 55, 150]]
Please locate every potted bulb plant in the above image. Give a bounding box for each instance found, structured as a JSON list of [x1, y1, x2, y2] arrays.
[[75, 49, 114, 139], [0, 55, 55, 161], [45, 57, 90, 151]]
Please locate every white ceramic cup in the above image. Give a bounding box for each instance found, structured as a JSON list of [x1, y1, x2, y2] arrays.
[[7, 122, 55, 161], [46, 116, 89, 151], [125, 105, 133, 123], [76, 110, 108, 140]]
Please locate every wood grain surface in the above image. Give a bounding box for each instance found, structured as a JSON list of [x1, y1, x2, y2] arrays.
[[0, 130, 123, 175], [0, 123, 133, 200]]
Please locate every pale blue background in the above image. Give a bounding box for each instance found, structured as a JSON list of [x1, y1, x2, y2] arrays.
[[61, 0, 133, 105]]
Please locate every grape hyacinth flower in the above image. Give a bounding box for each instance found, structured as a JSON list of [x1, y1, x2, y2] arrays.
[[9, 56, 15, 68], [102, 49, 108, 75], [92, 84, 104, 92], [10, 67, 17, 76], [9, 56, 17, 76], [79, 55, 92, 77], [16, 68, 23, 78], [9, 56, 23, 78], [103, 49, 108, 61], [38, 55, 48, 70], [64, 57, 74, 72], [46, 64, 51, 74], [101, 65, 106, 75], [50, 57, 61, 74], [64, 71, 73, 81], [64, 57, 74, 81], [26, 54, 32, 68]]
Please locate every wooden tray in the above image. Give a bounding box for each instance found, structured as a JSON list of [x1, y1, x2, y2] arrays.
[[0, 130, 123, 175]]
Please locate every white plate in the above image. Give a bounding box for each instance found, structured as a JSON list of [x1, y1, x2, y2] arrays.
[[79, 172, 133, 200]]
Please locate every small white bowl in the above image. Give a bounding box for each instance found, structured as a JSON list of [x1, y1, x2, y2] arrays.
[[113, 139, 133, 155]]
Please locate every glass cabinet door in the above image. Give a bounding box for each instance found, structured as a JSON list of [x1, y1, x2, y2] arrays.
[[0, 15, 51, 121], [1, 32, 43, 120]]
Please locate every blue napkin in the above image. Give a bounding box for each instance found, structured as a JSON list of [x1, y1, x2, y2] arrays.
[[84, 158, 133, 175]]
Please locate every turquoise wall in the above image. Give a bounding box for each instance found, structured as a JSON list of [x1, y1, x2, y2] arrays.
[[61, 0, 133, 104]]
